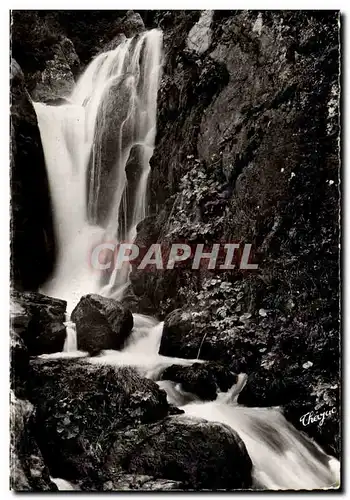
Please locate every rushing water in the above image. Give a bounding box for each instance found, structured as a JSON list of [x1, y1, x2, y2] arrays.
[[34, 29, 163, 311], [41, 314, 340, 491], [88, 318, 340, 490], [34, 30, 340, 490]]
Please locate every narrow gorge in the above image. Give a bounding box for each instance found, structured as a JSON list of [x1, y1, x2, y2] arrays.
[[10, 10, 340, 491]]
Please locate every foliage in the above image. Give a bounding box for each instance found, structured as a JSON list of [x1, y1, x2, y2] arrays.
[[165, 156, 228, 241]]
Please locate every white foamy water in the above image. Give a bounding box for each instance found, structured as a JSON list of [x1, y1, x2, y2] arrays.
[[34, 29, 163, 313], [184, 401, 339, 490], [63, 319, 78, 353], [88, 317, 197, 379], [59, 316, 339, 491], [51, 477, 78, 491], [34, 29, 339, 491]]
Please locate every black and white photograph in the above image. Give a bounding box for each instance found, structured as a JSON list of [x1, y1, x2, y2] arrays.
[[9, 9, 341, 491]]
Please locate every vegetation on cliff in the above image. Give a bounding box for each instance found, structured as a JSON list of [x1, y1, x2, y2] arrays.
[[10, 9, 340, 489]]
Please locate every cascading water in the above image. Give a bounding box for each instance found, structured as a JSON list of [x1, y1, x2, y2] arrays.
[[34, 29, 163, 311], [184, 398, 339, 490], [87, 322, 340, 490], [34, 30, 339, 491], [43, 318, 340, 491]]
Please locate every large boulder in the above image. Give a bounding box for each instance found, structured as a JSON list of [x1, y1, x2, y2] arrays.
[[97, 10, 146, 54], [71, 294, 133, 354], [159, 307, 260, 372], [26, 358, 170, 480], [105, 415, 252, 490], [161, 362, 237, 401], [159, 308, 204, 359], [11, 291, 67, 355], [10, 393, 57, 491], [10, 58, 56, 290]]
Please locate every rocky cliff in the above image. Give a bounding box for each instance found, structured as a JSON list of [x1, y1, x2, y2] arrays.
[[10, 59, 56, 290]]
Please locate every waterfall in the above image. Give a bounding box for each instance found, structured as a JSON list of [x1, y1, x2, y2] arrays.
[[63, 320, 78, 353], [34, 29, 163, 312], [34, 28, 339, 491], [184, 400, 339, 490], [87, 320, 340, 491]]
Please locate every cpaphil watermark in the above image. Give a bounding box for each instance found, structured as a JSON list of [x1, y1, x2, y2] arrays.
[[89, 242, 259, 272], [299, 407, 337, 427]]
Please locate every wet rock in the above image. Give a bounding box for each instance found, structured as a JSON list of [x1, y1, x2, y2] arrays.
[[27, 358, 170, 481], [97, 11, 145, 54], [237, 369, 340, 459], [11, 291, 67, 356], [134, 215, 161, 246], [283, 374, 340, 459], [71, 294, 133, 354], [128, 215, 167, 314], [40, 97, 71, 106], [159, 308, 200, 358], [159, 308, 259, 373], [106, 414, 252, 490], [122, 11, 145, 38], [31, 37, 80, 102], [161, 362, 237, 401], [116, 475, 182, 491], [10, 58, 56, 290], [237, 371, 306, 408], [10, 393, 57, 491]]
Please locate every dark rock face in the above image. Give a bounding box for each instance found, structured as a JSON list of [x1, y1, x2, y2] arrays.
[[159, 306, 261, 374], [86, 74, 137, 227], [11, 10, 147, 78], [10, 59, 56, 290], [10, 9, 340, 482], [129, 11, 340, 457], [122, 11, 145, 37], [133, 10, 340, 322], [129, 11, 230, 315], [106, 415, 252, 490], [161, 362, 237, 401], [27, 358, 170, 481], [71, 294, 133, 354], [31, 37, 80, 102], [11, 291, 67, 355], [159, 308, 199, 358], [237, 371, 301, 408], [55, 10, 147, 64], [10, 394, 58, 491]]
